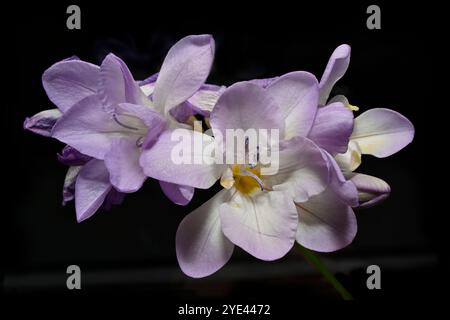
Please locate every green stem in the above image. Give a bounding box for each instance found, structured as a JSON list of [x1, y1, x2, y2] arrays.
[[297, 244, 353, 300]]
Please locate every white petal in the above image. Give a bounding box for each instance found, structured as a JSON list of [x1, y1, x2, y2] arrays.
[[176, 189, 234, 278], [153, 35, 215, 114], [296, 187, 357, 252], [334, 140, 362, 173], [351, 108, 414, 157], [220, 191, 298, 261]]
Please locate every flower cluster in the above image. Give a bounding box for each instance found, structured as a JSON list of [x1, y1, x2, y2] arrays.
[[24, 35, 414, 278]]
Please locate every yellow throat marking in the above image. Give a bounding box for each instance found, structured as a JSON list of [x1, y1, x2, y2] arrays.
[[232, 164, 262, 195]]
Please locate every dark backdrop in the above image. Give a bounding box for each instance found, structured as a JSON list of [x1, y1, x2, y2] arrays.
[[6, 0, 442, 310]]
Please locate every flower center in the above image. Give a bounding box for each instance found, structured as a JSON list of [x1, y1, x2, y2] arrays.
[[232, 164, 264, 195], [112, 112, 149, 148]]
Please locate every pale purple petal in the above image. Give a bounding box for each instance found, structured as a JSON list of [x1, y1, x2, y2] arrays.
[[116, 103, 166, 129], [115, 103, 167, 151], [210, 82, 284, 136], [62, 166, 82, 205], [57, 145, 91, 166], [219, 191, 298, 261], [169, 101, 196, 123], [140, 129, 224, 189], [42, 59, 99, 112], [308, 102, 354, 155], [319, 44, 351, 105], [176, 189, 234, 278], [99, 53, 149, 111], [153, 35, 215, 114], [188, 84, 226, 114], [266, 71, 319, 139], [325, 151, 358, 207], [296, 187, 357, 252], [52, 95, 143, 159], [104, 138, 146, 193], [141, 120, 168, 150], [75, 159, 112, 222], [170, 84, 226, 122], [159, 181, 194, 206], [23, 109, 62, 137], [351, 108, 415, 157], [269, 137, 329, 203], [348, 172, 391, 208]]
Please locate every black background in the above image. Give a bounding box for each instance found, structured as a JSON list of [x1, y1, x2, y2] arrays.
[[5, 0, 443, 312]]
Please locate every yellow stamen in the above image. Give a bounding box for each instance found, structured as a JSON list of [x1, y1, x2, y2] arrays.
[[231, 164, 262, 195], [347, 103, 359, 112], [186, 116, 204, 132]]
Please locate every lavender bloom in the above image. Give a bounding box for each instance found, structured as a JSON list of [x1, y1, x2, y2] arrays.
[[140, 79, 330, 278], [23, 84, 125, 221], [292, 45, 413, 251], [23, 36, 416, 275], [316, 45, 414, 207], [23, 73, 125, 221], [57, 144, 126, 221], [288, 45, 359, 252], [49, 35, 216, 213], [25, 35, 218, 221], [249, 64, 358, 252], [61, 157, 126, 222]]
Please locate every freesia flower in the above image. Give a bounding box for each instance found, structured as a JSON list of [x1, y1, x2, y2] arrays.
[[23, 94, 124, 221], [60, 153, 126, 221], [245, 46, 358, 252], [24, 35, 416, 281], [52, 34, 214, 193], [140, 73, 330, 277], [57, 145, 125, 221], [336, 108, 414, 207], [288, 44, 359, 252], [25, 34, 217, 221], [314, 44, 414, 207], [292, 44, 414, 252]]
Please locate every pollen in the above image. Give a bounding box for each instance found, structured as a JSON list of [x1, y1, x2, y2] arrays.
[[232, 164, 262, 195]]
